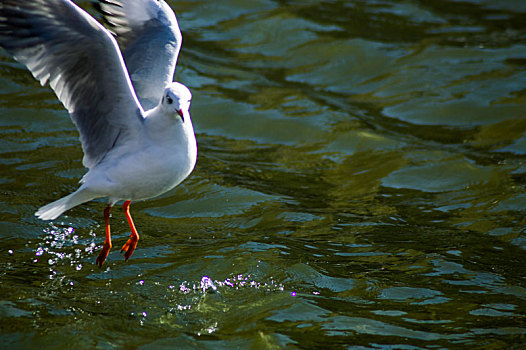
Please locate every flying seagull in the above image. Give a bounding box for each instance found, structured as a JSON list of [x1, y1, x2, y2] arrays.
[[0, 0, 197, 266]]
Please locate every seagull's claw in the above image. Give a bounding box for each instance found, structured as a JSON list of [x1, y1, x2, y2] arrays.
[[96, 241, 112, 267], [121, 234, 139, 261]]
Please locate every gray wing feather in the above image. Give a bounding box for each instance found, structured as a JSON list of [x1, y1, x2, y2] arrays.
[[99, 0, 182, 110], [0, 0, 145, 168]]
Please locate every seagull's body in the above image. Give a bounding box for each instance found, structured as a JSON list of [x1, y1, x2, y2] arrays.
[[37, 88, 196, 218], [0, 0, 196, 265]]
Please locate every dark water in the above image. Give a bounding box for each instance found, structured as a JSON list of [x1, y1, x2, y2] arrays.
[[1, 0, 526, 348]]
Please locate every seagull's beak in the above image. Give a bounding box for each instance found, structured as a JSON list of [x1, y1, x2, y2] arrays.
[[176, 109, 184, 122]]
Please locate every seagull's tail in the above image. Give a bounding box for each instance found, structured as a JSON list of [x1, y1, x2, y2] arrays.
[[35, 188, 96, 220]]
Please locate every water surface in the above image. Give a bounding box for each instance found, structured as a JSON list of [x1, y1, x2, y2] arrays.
[[1, 0, 525, 348]]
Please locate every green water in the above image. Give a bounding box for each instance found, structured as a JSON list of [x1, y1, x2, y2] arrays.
[[1, 0, 525, 348]]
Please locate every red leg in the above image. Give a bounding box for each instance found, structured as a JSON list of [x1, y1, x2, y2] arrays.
[[96, 204, 113, 266], [120, 200, 139, 261]]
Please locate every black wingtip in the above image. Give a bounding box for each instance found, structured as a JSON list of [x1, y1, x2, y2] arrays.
[[98, 0, 123, 9], [91, 1, 103, 13]]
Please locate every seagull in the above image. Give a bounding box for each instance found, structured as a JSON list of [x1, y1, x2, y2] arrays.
[[0, 0, 197, 266]]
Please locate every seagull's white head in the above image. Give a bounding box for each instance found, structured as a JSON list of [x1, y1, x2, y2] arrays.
[[161, 82, 192, 122]]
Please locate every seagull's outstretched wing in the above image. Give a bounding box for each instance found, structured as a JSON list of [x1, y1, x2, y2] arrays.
[[98, 0, 183, 110], [0, 0, 145, 169]]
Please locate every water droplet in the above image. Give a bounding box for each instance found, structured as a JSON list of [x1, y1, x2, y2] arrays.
[[200, 276, 218, 293]]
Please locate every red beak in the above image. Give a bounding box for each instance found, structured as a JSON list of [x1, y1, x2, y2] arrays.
[[176, 109, 184, 121]]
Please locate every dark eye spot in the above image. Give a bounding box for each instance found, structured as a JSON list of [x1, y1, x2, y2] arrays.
[[167, 96, 173, 104]]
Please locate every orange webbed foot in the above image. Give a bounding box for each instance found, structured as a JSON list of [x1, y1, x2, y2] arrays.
[[96, 241, 112, 267], [120, 234, 139, 261]]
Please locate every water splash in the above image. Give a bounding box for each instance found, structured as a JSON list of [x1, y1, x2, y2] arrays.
[[176, 273, 285, 296], [200, 276, 218, 293], [159, 273, 289, 336], [32, 223, 98, 279]]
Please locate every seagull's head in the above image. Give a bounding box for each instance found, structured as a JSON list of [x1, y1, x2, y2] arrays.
[[161, 82, 192, 122]]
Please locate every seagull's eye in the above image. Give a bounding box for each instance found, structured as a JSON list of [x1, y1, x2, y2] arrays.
[[167, 96, 173, 104]]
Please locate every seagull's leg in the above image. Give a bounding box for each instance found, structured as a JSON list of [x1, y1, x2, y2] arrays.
[[121, 200, 139, 261], [96, 204, 113, 266]]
